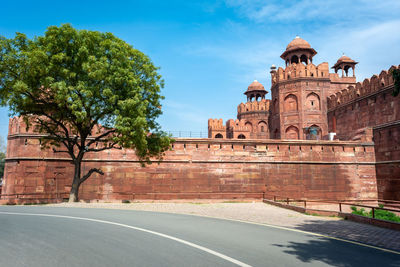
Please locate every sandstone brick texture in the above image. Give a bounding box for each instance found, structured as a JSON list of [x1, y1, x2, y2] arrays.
[[2, 37, 399, 202], [327, 65, 400, 200], [3, 123, 377, 202]]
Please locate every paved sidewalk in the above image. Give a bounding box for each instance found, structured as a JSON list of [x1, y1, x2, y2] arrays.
[[47, 202, 400, 252]]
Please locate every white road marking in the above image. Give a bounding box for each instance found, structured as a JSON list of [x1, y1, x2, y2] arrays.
[[0, 211, 252, 267], [190, 214, 400, 255]]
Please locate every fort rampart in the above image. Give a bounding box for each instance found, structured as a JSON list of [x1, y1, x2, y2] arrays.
[[327, 65, 400, 199], [2, 117, 377, 202]]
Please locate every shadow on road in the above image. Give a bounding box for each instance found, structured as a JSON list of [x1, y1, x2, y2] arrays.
[[273, 235, 400, 267], [290, 219, 400, 252]]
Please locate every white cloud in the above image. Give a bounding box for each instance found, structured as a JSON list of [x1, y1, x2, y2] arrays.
[[225, 0, 400, 23], [314, 19, 400, 80], [182, 2, 400, 87]]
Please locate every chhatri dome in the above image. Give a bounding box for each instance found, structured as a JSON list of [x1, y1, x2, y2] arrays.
[[285, 36, 312, 51], [245, 80, 265, 92], [244, 80, 268, 102], [335, 54, 356, 64], [281, 36, 317, 65], [332, 54, 358, 77]]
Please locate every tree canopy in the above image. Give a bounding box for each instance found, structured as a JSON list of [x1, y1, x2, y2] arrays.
[[0, 24, 172, 201]]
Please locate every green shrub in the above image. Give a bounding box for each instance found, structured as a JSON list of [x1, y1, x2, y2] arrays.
[[351, 205, 400, 223]]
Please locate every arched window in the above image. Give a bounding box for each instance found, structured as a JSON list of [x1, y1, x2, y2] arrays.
[[258, 121, 267, 133], [285, 126, 299, 140], [306, 92, 320, 110], [344, 65, 351, 77], [245, 122, 253, 131], [215, 133, 223, 138], [284, 94, 298, 112], [291, 55, 299, 64], [300, 54, 308, 65], [238, 134, 246, 139]]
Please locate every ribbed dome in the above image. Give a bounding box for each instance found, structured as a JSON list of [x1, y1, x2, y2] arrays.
[[286, 36, 311, 51], [246, 80, 265, 92]]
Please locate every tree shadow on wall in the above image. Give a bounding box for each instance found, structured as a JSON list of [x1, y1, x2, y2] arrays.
[[273, 232, 400, 267]]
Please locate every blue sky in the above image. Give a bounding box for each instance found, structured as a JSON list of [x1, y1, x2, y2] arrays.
[[1, 0, 400, 143]]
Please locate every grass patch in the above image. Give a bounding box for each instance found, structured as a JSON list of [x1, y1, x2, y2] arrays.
[[351, 205, 400, 223]]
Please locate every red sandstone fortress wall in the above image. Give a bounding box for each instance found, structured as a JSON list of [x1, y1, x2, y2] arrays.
[[2, 117, 377, 202], [4, 37, 397, 202], [327, 65, 400, 200]]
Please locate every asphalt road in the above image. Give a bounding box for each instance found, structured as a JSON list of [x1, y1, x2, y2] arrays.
[[0, 206, 399, 267]]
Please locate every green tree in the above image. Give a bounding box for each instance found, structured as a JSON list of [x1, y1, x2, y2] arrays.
[[0, 24, 172, 202], [392, 68, 400, 96]]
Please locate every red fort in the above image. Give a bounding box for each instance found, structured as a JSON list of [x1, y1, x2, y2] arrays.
[[2, 37, 400, 202]]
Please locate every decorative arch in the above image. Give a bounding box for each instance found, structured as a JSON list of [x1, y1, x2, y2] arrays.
[[238, 134, 246, 139], [245, 121, 253, 131], [258, 121, 268, 133], [285, 126, 299, 140], [290, 55, 299, 64], [300, 54, 308, 65], [215, 133, 223, 138], [343, 65, 353, 76], [306, 92, 320, 110], [307, 64, 317, 77], [284, 94, 298, 112]]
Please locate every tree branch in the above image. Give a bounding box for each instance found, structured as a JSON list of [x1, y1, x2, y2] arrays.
[[34, 117, 77, 161], [79, 168, 104, 184], [86, 141, 120, 152], [86, 129, 116, 147], [52, 148, 70, 153]]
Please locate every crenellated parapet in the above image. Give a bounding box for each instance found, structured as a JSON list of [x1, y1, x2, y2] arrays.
[[226, 119, 251, 139], [208, 118, 225, 130], [8, 116, 110, 137], [8, 117, 28, 135], [328, 65, 399, 110], [237, 99, 270, 115], [271, 62, 330, 85], [208, 118, 226, 138]]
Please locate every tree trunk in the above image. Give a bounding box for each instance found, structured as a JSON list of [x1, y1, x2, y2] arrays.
[[68, 160, 82, 202]]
